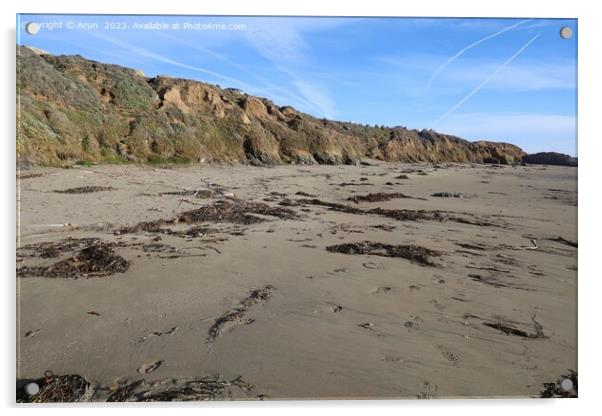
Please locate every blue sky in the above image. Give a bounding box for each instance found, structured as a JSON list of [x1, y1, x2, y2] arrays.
[[17, 15, 577, 155]]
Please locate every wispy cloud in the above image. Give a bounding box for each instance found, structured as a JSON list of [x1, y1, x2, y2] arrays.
[[435, 33, 541, 125], [90, 32, 272, 97], [86, 21, 345, 119], [158, 32, 320, 111], [379, 51, 574, 105], [428, 19, 530, 88], [243, 18, 345, 118], [292, 80, 336, 119]]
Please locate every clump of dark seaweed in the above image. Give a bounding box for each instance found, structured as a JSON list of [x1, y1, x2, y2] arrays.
[[326, 241, 440, 266], [367, 207, 447, 222], [108, 375, 258, 402], [455, 242, 488, 251], [295, 191, 316, 197], [17, 373, 91, 403], [431, 192, 464, 198], [19, 373, 260, 402], [296, 198, 499, 227], [54, 186, 115, 194], [170, 226, 219, 238], [549, 236, 578, 248], [118, 199, 297, 235], [142, 242, 177, 253], [17, 172, 43, 180], [540, 370, 578, 398], [176, 200, 297, 225], [335, 182, 374, 187], [18, 237, 103, 258], [483, 315, 546, 339], [346, 192, 422, 204], [116, 219, 168, 235], [17, 242, 129, 279], [159, 189, 214, 198]]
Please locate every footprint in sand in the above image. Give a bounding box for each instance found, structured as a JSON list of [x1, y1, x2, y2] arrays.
[[431, 299, 446, 312], [357, 322, 385, 337], [404, 315, 423, 330], [137, 360, 164, 374], [24, 329, 42, 338], [417, 380, 439, 399], [381, 355, 404, 363], [437, 345, 461, 367], [363, 261, 385, 270], [371, 286, 391, 295], [138, 327, 179, 343], [404, 320, 420, 330]]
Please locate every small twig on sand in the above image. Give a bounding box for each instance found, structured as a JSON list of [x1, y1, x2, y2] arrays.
[[200, 178, 220, 193], [206, 246, 222, 254], [550, 236, 578, 248], [172, 199, 206, 214], [523, 239, 539, 250]]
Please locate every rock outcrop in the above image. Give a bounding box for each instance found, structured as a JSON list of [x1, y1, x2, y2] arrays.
[[523, 152, 577, 167], [17, 46, 527, 166]]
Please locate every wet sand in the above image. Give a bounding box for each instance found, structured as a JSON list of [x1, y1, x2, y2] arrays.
[[16, 162, 577, 400]]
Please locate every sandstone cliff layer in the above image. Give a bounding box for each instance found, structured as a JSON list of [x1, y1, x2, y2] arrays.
[[17, 46, 527, 167]]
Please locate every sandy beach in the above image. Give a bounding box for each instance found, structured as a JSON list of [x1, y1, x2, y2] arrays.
[[16, 162, 577, 400]]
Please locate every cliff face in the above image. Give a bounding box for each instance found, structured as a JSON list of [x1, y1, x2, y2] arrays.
[[17, 46, 526, 166]]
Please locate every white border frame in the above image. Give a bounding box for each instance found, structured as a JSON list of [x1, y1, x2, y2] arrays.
[[3, 1, 599, 415]]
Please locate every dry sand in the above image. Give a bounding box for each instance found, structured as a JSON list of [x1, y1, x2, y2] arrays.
[[16, 162, 577, 400]]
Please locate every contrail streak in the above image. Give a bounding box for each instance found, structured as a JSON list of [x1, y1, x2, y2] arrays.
[[435, 33, 541, 125], [428, 19, 530, 88], [159, 33, 324, 114], [91, 32, 263, 95], [93, 32, 330, 117]]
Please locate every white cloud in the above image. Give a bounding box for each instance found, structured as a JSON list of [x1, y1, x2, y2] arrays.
[[158, 32, 319, 111], [242, 18, 347, 118], [91, 32, 260, 92], [292, 80, 336, 119]]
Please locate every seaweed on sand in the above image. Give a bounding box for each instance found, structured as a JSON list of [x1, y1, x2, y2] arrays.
[[158, 189, 214, 198], [296, 198, 499, 227], [540, 370, 578, 398], [54, 186, 115, 194], [108, 375, 258, 402], [326, 241, 440, 266], [18, 237, 104, 258], [177, 200, 296, 225], [207, 285, 275, 344], [483, 315, 546, 339], [17, 373, 91, 403], [17, 242, 129, 279], [18, 373, 260, 402], [431, 192, 464, 198], [346, 192, 423, 204], [117, 199, 297, 234]]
